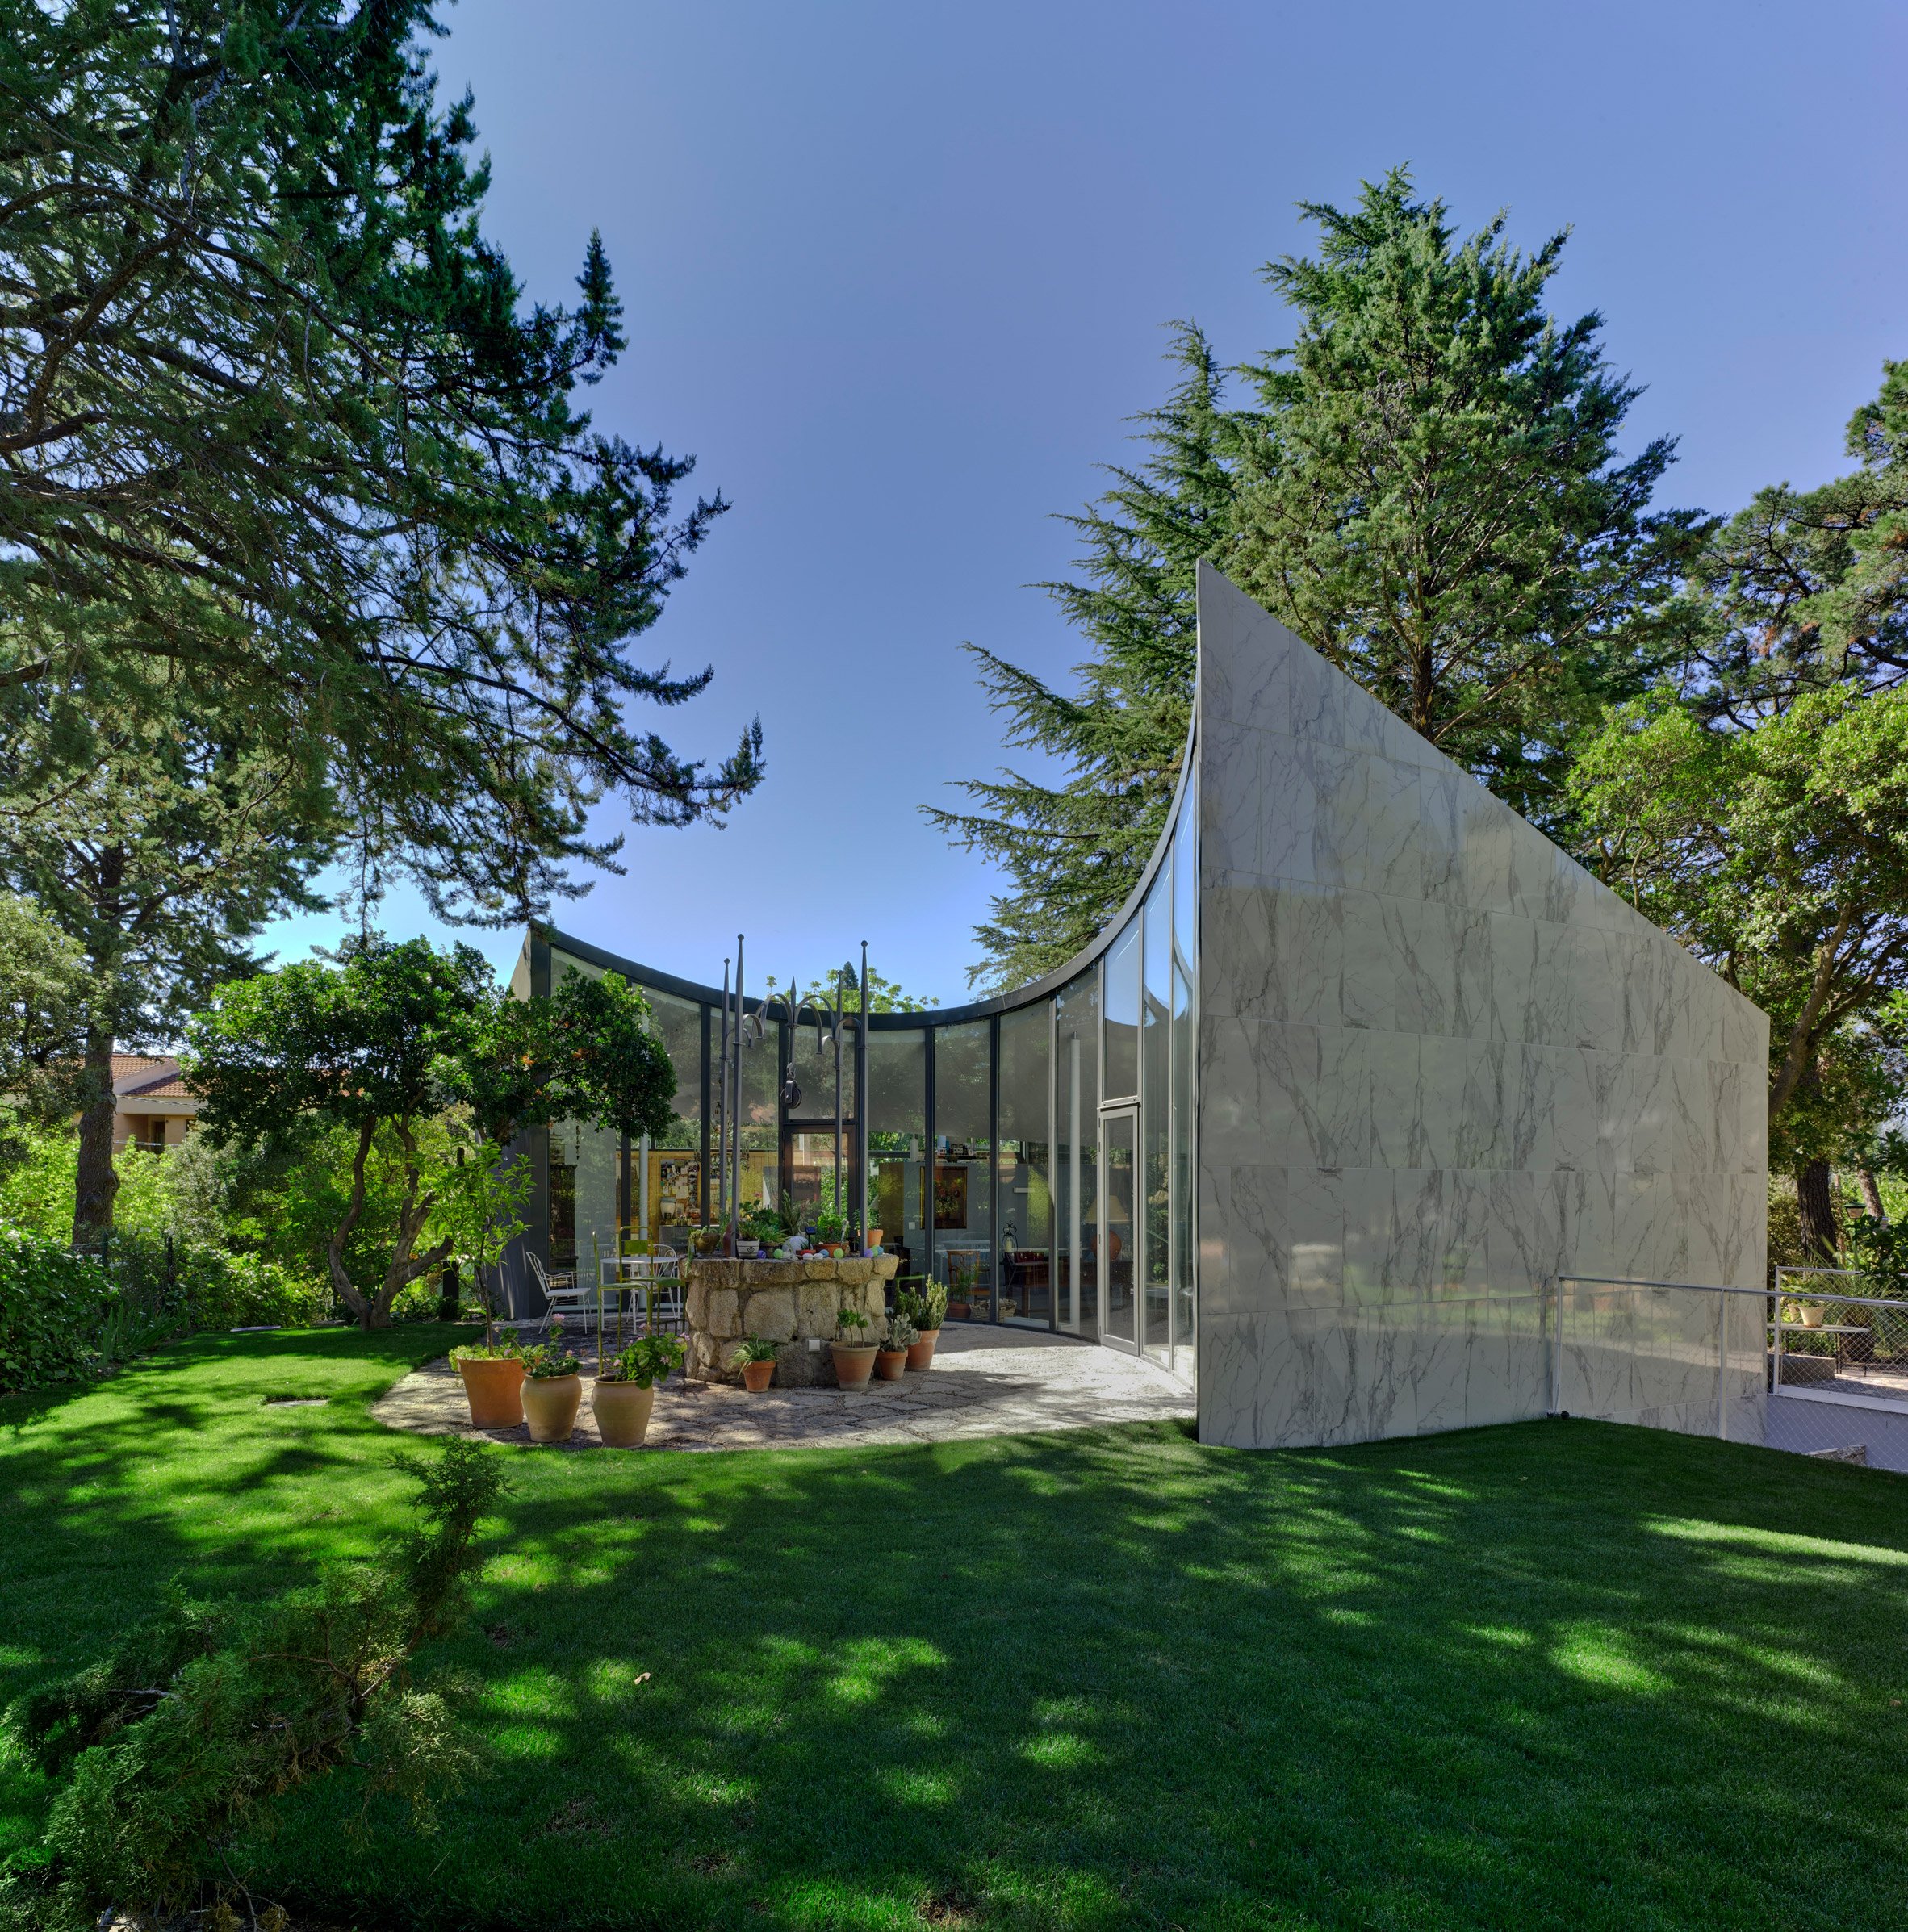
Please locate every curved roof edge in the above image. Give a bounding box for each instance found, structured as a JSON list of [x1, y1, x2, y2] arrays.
[[536, 629, 1199, 1029]]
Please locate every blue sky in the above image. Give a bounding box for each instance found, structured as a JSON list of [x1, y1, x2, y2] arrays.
[[261, 0, 1908, 1006]]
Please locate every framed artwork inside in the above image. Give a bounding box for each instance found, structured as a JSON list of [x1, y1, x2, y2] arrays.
[[933, 1164, 969, 1230]]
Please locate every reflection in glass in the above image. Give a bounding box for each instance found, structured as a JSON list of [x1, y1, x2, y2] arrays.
[[996, 1002, 1052, 1325], [934, 1021, 993, 1319], [1053, 968, 1099, 1335], [868, 1030, 928, 1282], [1103, 920, 1140, 1101], [1101, 1109, 1136, 1342], [1142, 871, 1171, 1359], [1172, 958, 1195, 1382]]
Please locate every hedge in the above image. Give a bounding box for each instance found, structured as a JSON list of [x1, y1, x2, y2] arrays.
[[0, 1222, 331, 1395]]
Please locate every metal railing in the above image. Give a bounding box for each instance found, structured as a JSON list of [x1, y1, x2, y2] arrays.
[[1550, 1273, 1908, 1470]]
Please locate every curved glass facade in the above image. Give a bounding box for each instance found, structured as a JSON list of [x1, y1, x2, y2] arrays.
[[504, 737, 1199, 1386]]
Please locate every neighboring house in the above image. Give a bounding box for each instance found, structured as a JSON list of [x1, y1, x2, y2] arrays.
[[110, 1055, 199, 1155]]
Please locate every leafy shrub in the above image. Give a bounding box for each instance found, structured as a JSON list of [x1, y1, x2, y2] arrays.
[[0, 1224, 110, 1393], [9, 1440, 506, 1926]]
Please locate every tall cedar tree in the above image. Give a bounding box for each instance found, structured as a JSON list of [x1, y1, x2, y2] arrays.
[[927, 328, 1232, 988], [937, 170, 1706, 989], [1228, 169, 1709, 825], [0, 0, 762, 923]]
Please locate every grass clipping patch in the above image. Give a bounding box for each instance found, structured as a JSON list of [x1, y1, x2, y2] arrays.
[[2, 1438, 507, 1929]]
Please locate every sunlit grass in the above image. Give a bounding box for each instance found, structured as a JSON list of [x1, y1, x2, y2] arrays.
[[2, 1327, 1907, 1929]]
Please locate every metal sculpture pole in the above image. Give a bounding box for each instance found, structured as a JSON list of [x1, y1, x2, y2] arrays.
[[731, 934, 745, 1247], [716, 957, 730, 1228], [832, 965, 845, 1224], [858, 939, 869, 1250]]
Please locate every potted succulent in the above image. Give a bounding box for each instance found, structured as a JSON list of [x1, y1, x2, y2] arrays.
[[450, 1331, 528, 1428], [899, 1281, 946, 1370], [734, 1333, 780, 1392], [830, 1305, 879, 1391], [521, 1323, 584, 1442], [691, 1224, 726, 1258], [592, 1331, 686, 1448], [876, 1312, 916, 1381]]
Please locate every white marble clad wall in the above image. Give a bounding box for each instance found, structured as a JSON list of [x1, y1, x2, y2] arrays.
[[1192, 564, 1769, 1450]]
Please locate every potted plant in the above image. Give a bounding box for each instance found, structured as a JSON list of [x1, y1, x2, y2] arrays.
[[830, 1305, 879, 1391], [899, 1281, 946, 1370], [450, 1332, 528, 1428], [592, 1331, 686, 1447], [691, 1224, 725, 1258], [876, 1312, 916, 1381], [815, 1206, 847, 1250], [521, 1323, 584, 1442], [733, 1333, 780, 1393], [865, 1226, 885, 1252]]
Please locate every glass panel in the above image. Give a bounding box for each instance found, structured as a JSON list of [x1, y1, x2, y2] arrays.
[[868, 1030, 928, 1281], [1173, 767, 1197, 968], [787, 1000, 854, 1122], [1172, 958, 1195, 1383], [1143, 873, 1171, 1360], [1053, 968, 1099, 1336], [1101, 1110, 1136, 1344], [641, 986, 701, 1148], [550, 1117, 620, 1286], [1103, 919, 1140, 1101], [996, 1002, 1052, 1326], [785, 1131, 844, 1227], [933, 1020, 993, 1320], [636, 985, 703, 1254]]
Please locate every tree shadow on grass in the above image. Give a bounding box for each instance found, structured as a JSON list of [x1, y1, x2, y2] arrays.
[[227, 1415, 1908, 1932]]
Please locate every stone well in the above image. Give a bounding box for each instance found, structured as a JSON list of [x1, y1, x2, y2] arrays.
[[685, 1253, 901, 1386]]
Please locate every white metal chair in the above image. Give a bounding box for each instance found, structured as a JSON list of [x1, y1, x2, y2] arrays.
[[528, 1251, 592, 1336]]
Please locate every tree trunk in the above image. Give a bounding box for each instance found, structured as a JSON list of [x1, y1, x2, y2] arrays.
[[1797, 1159, 1841, 1265], [72, 1026, 119, 1248], [327, 1119, 379, 1329], [1856, 1168, 1889, 1224]]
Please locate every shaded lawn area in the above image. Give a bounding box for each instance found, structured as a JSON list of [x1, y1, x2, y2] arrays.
[[2, 1329, 1906, 1930]]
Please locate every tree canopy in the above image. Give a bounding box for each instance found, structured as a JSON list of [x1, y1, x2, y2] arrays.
[[0, 0, 762, 923], [186, 935, 675, 1326], [934, 169, 1703, 988]]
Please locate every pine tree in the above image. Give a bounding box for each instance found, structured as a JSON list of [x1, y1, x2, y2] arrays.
[[1227, 168, 1709, 828], [935, 170, 1705, 989], [927, 328, 1236, 989], [0, 2, 762, 926]]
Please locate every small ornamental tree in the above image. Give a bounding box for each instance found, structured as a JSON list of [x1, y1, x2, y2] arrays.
[[186, 942, 677, 1328], [185, 936, 490, 1328]]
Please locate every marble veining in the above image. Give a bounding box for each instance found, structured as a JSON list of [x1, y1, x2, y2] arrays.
[[1192, 565, 1768, 1451]]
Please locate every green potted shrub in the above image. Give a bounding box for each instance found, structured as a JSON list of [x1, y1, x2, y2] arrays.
[[830, 1304, 878, 1391], [520, 1321, 584, 1442], [592, 1331, 686, 1447], [733, 1332, 780, 1393], [876, 1311, 916, 1382], [899, 1281, 947, 1370], [450, 1330, 528, 1428]]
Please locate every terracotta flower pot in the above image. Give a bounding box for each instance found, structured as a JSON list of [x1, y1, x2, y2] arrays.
[[830, 1341, 878, 1391], [521, 1373, 582, 1443], [867, 1227, 885, 1248], [740, 1359, 775, 1392], [455, 1355, 526, 1428], [947, 1301, 971, 1321], [875, 1347, 907, 1381], [906, 1328, 940, 1372], [591, 1378, 656, 1448]]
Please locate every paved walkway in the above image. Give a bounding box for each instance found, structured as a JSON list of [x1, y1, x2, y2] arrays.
[[372, 1324, 1195, 1453]]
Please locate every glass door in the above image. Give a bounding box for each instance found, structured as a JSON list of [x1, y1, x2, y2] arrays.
[[1100, 1106, 1137, 1348]]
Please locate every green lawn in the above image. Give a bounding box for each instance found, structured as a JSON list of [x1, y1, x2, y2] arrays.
[[2, 1328, 1906, 1931]]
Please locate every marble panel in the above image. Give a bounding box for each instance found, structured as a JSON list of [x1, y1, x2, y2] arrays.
[[1191, 563, 1769, 1450], [1200, 879, 1341, 1026]]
